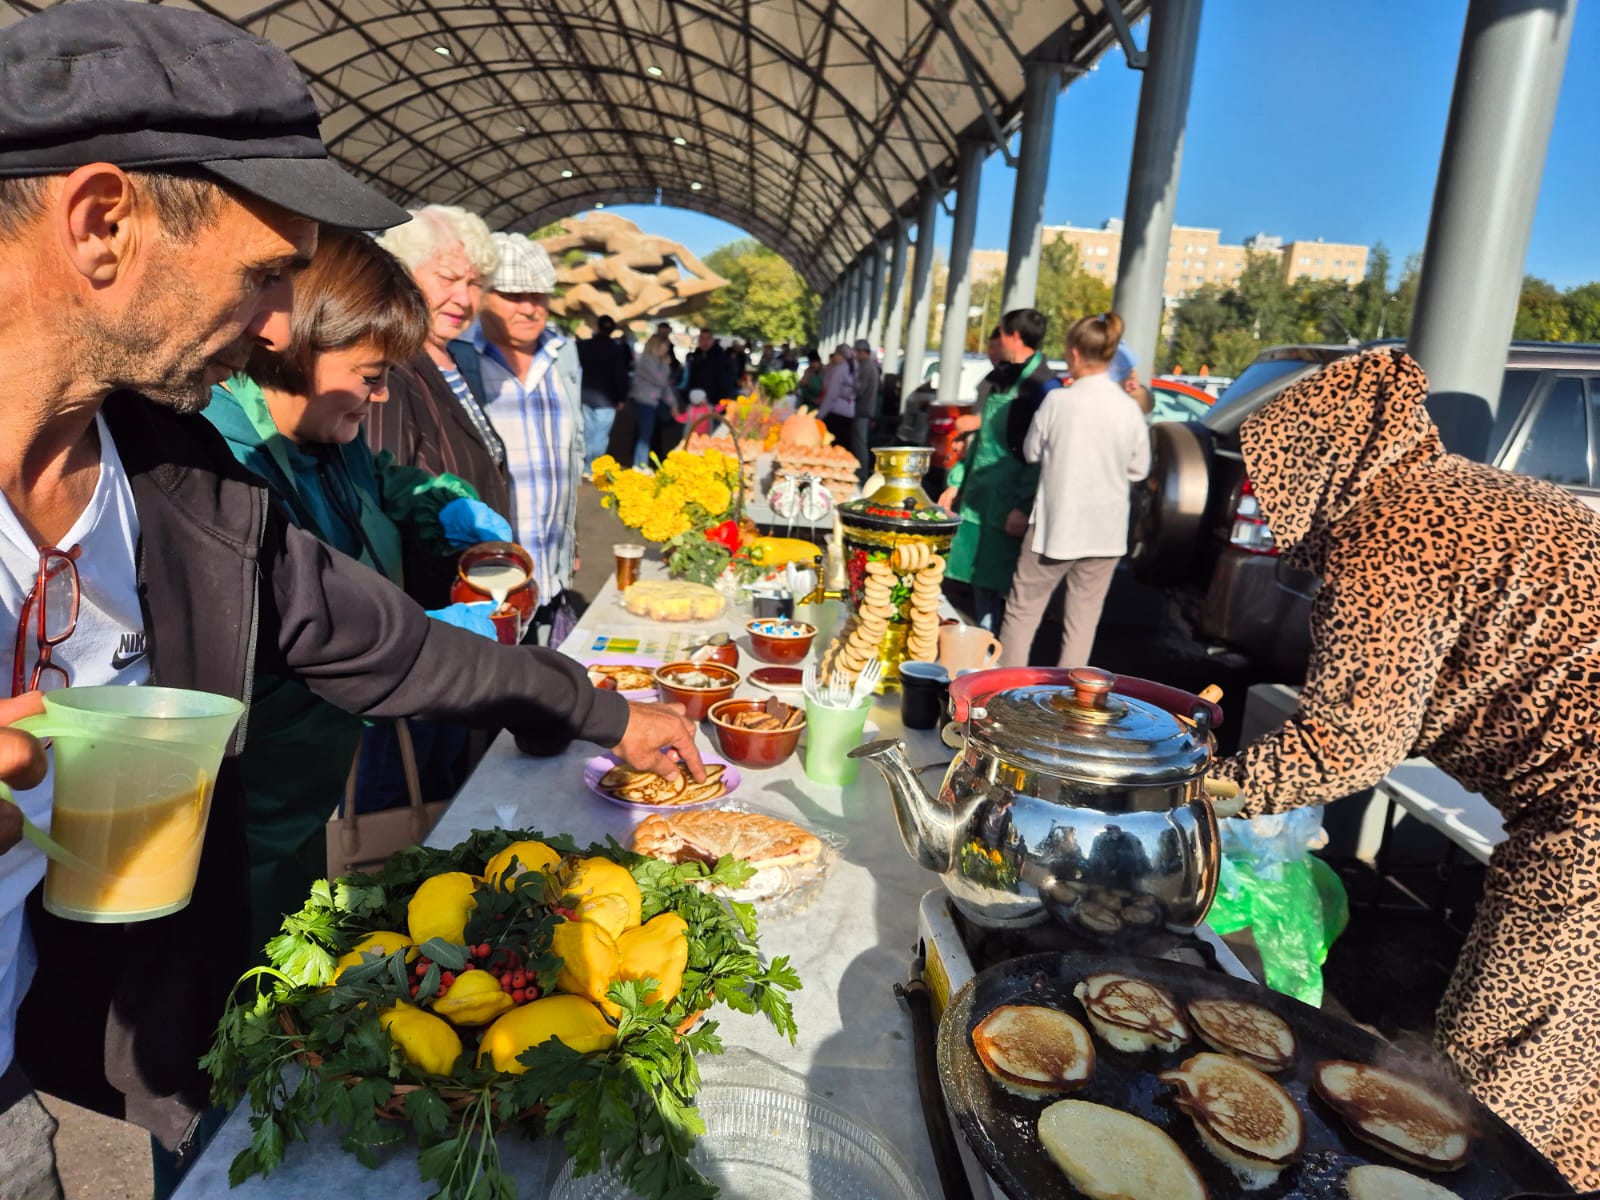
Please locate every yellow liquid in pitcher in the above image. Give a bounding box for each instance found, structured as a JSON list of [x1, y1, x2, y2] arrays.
[[45, 780, 209, 920]]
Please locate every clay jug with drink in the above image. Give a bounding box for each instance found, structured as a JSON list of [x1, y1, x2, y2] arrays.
[[3, 685, 244, 923], [452, 542, 538, 644]]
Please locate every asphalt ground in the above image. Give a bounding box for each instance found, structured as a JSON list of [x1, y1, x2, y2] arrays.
[[43, 478, 1468, 1196]]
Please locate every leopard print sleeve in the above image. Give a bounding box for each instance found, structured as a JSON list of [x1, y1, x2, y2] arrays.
[[1216, 529, 1451, 814]]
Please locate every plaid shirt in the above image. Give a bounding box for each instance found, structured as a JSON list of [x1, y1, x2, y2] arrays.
[[474, 326, 576, 602]]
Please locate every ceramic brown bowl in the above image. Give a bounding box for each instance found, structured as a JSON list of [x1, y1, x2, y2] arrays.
[[653, 661, 740, 721], [708, 698, 805, 768], [745, 619, 817, 665], [687, 633, 740, 669]]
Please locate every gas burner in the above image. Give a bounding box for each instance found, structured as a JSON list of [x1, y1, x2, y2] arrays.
[[945, 897, 1224, 977]]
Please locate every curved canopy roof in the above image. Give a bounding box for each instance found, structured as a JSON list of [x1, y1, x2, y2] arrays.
[[10, 0, 1143, 290]]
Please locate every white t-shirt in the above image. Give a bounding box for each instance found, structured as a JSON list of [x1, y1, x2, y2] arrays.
[[0, 413, 148, 1075]]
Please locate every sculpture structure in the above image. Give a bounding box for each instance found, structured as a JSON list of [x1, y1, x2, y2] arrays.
[[538, 212, 727, 326]]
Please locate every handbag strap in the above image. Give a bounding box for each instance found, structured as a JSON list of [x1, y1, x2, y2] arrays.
[[340, 720, 429, 856]]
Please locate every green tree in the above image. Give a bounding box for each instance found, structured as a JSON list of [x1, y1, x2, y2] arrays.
[[1034, 240, 1112, 359], [698, 240, 818, 345], [1564, 282, 1600, 342], [1514, 276, 1575, 341]]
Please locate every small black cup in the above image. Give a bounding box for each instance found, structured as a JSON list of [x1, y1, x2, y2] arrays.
[[899, 660, 951, 730], [753, 591, 795, 619]]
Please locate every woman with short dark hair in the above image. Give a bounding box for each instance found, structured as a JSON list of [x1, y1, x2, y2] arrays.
[[203, 229, 510, 944]]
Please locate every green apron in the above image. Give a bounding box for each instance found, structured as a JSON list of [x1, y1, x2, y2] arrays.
[[945, 353, 1042, 590]]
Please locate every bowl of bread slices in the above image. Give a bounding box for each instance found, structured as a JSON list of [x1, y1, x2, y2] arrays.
[[707, 697, 806, 767]]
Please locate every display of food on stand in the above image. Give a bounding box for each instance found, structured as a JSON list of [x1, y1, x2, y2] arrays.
[[824, 447, 959, 688], [937, 951, 1567, 1200], [203, 829, 800, 1200]]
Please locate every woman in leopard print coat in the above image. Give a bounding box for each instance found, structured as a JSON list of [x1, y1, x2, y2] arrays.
[[1212, 348, 1600, 1186]]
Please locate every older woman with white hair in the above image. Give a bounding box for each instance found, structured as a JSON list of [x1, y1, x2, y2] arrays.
[[371, 204, 513, 606]]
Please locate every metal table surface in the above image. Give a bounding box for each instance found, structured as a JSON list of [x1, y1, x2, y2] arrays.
[[177, 570, 955, 1199]]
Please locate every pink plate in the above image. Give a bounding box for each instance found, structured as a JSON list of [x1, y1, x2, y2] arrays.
[[582, 753, 741, 812]]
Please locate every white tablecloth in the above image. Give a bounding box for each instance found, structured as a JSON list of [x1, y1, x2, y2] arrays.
[[177, 571, 953, 1198]]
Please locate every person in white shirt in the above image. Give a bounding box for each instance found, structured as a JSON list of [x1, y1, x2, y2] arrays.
[[998, 311, 1151, 668]]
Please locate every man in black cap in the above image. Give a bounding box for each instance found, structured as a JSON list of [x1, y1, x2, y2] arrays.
[[0, 4, 701, 1194]]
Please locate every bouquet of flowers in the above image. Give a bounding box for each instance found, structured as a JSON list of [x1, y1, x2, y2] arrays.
[[591, 448, 746, 585]]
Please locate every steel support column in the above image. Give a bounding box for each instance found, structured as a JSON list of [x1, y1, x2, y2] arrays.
[[882, 220, 911, 378], [819, 290, 832, 346], [901, 187, 941, 395], [838, 258, 860, 346], [857, 252, 876, 345], [1111, 0, 1203, 377], [938, 140, 987, 404], [851, 255, 872, 346], [1408, 0, 1576, 458], [866, 238, 889, 349], [1001, 60, 1062, 312]]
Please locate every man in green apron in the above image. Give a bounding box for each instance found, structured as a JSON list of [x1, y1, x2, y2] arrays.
[[944, 310, 1060, 632]]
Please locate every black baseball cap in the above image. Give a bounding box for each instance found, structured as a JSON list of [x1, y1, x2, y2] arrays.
[[0, 0, 409, 230]]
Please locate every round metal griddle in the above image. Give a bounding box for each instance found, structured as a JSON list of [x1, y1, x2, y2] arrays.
[[936, 952, 1572, 1200]]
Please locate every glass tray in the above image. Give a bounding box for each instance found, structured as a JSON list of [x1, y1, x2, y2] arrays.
[[548, 1053, 926, 1200]]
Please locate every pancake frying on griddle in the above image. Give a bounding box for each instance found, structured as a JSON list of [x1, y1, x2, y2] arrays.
[[1161, 1051, 1305, 1190], [1074, 972, 1191, 1053], [1313, 1060, 1473, 1172], [971, 1004, 1095, 1099], [1186, 995, 1298, 1072]]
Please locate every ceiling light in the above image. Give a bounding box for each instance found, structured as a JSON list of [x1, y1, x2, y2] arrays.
[[645, 65, 663, 77], [561, 169, 573, 179], [689, 181, 703, 191], [673, 136, 688, 146], [432, 45, 450, 56], [514, 124, 527, 134], [595, 202, 606, 209]]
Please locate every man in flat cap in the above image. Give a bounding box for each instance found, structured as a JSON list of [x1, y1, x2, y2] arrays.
[[472, 234, 587, 645], [0, 4, 699, 1194]]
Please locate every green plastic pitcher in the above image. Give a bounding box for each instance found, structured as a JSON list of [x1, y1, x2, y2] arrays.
[[6, 686, 244, 923]]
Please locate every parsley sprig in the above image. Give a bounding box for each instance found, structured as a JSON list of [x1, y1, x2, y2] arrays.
[[202, 828, 801, 1199]]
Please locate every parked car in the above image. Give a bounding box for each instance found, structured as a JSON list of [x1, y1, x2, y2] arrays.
[[1148, 376, 1215, 424], [1126, 340, 1600, 680]]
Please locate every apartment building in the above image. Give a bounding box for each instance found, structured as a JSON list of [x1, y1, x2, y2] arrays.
[[970, 220, 1369, 299]]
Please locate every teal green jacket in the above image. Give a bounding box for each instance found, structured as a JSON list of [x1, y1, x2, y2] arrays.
[[945, 353, 1043, 590], [204, 377, 479, 945]]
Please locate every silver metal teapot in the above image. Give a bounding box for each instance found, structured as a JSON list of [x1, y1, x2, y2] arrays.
[[849, 667, 1222, 941]]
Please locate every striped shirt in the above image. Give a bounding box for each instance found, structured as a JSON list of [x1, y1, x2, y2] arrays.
[[439, 365, 506, 466], [475, 329, 574, 601]]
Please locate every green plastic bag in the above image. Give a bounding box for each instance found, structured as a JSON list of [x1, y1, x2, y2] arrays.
[[1206, 818, 1349, 1007]]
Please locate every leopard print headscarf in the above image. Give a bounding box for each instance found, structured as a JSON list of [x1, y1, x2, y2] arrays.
[[1240, 348, 1444, 575]]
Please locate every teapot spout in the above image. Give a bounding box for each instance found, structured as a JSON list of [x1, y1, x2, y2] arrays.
[[848, 738, 958, 873]]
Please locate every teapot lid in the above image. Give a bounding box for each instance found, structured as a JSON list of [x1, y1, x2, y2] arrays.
[[970, 667, 1209, 785]]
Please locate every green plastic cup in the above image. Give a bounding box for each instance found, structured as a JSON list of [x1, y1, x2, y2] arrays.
[[11, 685, 244, 923], [802, 695, 874, 786]]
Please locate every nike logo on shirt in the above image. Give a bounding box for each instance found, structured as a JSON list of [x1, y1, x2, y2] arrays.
[[110, 632, 147, 672]]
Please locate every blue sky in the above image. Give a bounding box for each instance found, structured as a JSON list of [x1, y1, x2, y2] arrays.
[[595, 1, 1599, 291]]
